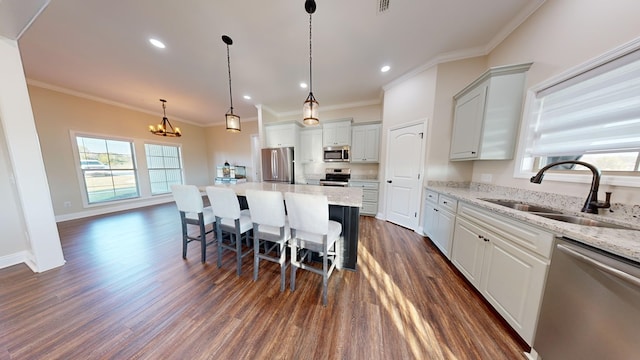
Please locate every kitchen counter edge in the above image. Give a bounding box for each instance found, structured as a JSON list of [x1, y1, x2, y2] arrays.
[[426, 185, 640, 264]]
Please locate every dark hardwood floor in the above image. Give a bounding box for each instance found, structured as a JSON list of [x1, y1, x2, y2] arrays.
[[0, 203, 528, 359]]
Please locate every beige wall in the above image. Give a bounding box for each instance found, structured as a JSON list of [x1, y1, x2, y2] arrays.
[[426, 57, 488, 182], [471, 0, 640, 203], [205, 120, 259, 182], [29, 85, 211, 219], [277, 103, 382, 125]]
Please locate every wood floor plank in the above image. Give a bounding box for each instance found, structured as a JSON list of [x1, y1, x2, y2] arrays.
[[0, 203, 528, 359]]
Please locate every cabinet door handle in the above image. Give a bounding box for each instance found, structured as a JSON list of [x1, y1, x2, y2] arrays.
[[471, 151, 477, 155], [443, 201, 448, 204], [478, 235, 484, 239]]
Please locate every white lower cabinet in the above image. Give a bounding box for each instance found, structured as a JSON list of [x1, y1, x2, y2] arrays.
[[349, 181, 379, 216], [423, 190, 457, 258], [451, 202, 552, 345]]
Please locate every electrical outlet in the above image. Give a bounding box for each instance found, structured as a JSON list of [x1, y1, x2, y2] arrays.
[[63, 201, 72, 208]]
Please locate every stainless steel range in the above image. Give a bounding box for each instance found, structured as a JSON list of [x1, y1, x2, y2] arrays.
[[319, 168, 351, 187]]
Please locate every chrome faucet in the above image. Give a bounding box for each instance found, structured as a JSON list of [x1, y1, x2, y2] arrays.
[[530, 160, 612, 214]]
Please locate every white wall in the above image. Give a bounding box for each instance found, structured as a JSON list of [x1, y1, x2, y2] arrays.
[[0, 37, 64, 272], [473, 0, 640, 204], [378, 67, 438, 216], [376, 0, 640, 225], [0, 118, 29, 261], [426, 57, 487, 182]]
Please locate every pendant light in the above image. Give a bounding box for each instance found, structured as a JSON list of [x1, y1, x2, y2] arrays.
[[303, 0, 319, 126], [222, 35, 241, 133], [149, 99, 181, 137]]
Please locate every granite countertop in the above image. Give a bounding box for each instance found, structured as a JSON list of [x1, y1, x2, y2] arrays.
[[426, 185, 640, 263], [207, 182, 363, 207]]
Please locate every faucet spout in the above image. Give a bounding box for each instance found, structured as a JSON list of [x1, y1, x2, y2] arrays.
[[530, 160, 610, 214]]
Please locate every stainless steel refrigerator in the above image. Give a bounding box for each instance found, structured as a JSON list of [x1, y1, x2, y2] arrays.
[[261, 147, 294, 183]]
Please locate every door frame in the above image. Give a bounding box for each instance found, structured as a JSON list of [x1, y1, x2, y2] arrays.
[[382, 119, 428, 231]]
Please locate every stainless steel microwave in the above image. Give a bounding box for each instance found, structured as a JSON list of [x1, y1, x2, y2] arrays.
[[323, 146, 350, 162]]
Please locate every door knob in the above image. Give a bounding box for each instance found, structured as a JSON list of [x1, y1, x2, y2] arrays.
[[386, 180, 392, 183]]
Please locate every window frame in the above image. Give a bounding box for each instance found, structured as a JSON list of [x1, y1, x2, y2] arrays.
[[514, 37, 640, 188], [71, 131, 141, 207], [144, 142, 184, 195]]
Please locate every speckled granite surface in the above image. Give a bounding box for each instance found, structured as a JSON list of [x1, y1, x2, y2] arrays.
[[206, 182, 363, 207], [426, 182, 640, 263]]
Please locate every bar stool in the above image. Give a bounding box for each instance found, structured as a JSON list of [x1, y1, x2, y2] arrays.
[[245, 189, 291, 291], [170, 184, 215, 263], [284, 192, 342, 306], [206, 186, 253, 276]]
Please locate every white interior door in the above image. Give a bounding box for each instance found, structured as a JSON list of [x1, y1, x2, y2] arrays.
[[384, 122, 425, 229]]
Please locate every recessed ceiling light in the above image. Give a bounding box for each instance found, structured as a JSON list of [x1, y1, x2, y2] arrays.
[[381, 65, 391, 73], [243, 95, 251, 100], [300, 82, 308, 89], [149, 38, 166, 49]]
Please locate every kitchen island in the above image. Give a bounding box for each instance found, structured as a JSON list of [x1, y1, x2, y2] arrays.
[[207, 182, 363, 270]]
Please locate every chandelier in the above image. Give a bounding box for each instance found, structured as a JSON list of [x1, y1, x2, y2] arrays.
[[149, 99, 181, 137]]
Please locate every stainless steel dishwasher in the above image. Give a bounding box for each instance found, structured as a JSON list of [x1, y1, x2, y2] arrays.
[[533, 237, 640, 359]]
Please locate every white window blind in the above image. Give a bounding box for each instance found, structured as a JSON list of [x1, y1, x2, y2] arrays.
[[527, 49, 640, 156]]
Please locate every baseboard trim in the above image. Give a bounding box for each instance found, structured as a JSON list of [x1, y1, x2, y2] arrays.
[[55, 196, 174, 222], [0, 251, 28, 270]]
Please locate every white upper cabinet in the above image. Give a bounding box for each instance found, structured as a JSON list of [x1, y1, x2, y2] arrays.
[[450, 63, 532, 161], [322, 119, 352, 147], [264, 123, 300, 148], [351, 124, 381, 163], [299, 128, 323, 163]]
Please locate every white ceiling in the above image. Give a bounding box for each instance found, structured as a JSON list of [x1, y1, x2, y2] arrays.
[[16, 0, 544, 126]]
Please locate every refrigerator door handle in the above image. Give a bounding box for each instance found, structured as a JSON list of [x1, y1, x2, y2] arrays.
[[271, 150, 277, 179]]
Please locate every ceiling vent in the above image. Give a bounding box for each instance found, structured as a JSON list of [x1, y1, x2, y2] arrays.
[[378, 0, 390, 13]]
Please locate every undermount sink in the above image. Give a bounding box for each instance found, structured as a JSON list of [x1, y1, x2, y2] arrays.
[[532, 213, 635, 230], [480, 199, 562, 214], [481, 198, 635, 230]]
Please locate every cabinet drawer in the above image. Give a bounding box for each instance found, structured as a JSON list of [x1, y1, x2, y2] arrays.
[[438, 195, 457, 213], [425, 189, 438, 203], [457, 202, 554, 258], [350, 181, 379, 189], [362, 189, 378, 202], [361, 202, 378, 215]]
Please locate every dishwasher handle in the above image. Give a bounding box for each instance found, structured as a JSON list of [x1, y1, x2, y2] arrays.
[[557, 243, 640, 288]]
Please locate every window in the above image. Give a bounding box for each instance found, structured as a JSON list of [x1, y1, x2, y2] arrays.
[[520, 43, 640, 183], [76, 136, 139, 204], [145, 143, 183, 194]]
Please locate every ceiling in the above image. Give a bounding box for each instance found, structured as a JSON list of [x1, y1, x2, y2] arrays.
[[16, 0, 544, 126]]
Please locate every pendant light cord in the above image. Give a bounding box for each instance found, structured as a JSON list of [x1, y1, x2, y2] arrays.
[[309, 13, 313, 94], [226, 43, 234, 111]]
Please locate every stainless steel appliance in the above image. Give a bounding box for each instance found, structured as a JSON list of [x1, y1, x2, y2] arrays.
[[261, 147, 294, 183], [533, 237, 640, 359], [319, 168, 350, 187], [323, 146, 350, 162]]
